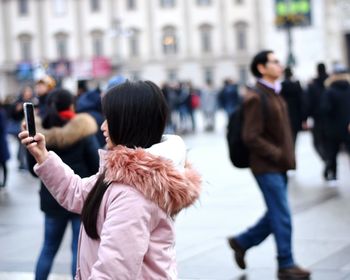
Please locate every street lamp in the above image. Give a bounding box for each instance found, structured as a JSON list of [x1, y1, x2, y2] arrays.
[[275, 0, 311, 67]]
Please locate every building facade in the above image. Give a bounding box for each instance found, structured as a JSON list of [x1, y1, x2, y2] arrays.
[[0, 0, 349, 99]]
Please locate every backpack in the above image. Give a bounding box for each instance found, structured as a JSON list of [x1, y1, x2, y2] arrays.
[[226, 87, 268, 168]]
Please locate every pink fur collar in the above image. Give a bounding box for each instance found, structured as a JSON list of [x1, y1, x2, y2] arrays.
[[102, 145, 201, 216]]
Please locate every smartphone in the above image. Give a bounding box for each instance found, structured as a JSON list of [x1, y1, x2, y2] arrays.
[[23, 102, 36, 137]]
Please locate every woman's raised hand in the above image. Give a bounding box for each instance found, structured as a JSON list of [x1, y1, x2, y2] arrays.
[[18, 131, 49, 164]]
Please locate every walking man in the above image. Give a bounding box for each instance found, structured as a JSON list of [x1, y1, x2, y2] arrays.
[[227, 50, 311, 279]]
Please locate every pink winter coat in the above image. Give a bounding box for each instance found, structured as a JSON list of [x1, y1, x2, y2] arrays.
[[34, 136, 201, 279]]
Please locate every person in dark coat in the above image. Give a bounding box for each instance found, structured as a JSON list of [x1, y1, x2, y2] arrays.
[[322, 65, 350, 182], [305, 63, 329, 164], [27, 88, 100, 280], [76, 88, 104, 147], [280, 67, 305, 145], [217, 78, 240, 117], [0, 103, 10, 190]]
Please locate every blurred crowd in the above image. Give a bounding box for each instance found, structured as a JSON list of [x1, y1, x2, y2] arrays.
[[0, 56, 349, 279], [1, 61, 350, 189]]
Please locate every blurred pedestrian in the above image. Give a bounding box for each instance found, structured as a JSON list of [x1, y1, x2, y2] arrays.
[[178, 81, 198, 133], [76, 79, 89, 98], [161, 82, 178, 133], [322, 64, 350, 184], [35, 75, 56, 118], [76, 87, 104, 147], [20, 80, 201, 279], [0, 102, 10, 195], [280, 67, 305, 145], [201, 80, 218, 132], [227, 50, 310, 280], [9, 85, 37, 170], [26, 88, 100, 280], [218, 78, 240, 117], [305, 63, 329, 177], [76, 75, 126, 148]]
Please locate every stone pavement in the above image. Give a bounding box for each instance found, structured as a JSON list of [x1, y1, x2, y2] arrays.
[[1, 112, 350, 279]]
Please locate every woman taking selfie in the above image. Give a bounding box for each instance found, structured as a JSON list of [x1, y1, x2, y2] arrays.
[[19, 80, 201, 279]]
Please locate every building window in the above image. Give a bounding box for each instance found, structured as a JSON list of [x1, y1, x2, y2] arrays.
[[235, 21, 248, 51], [197, 0, 211, 6], [199, 24, 212, 53], [91, 31, 104, 57], [204, 67, 213, 85], [127, 0, 137, 10], [162, 26, 177, 55], [129, 29, 139, 57], [91, 0, 100, 12], [55, 33, 68, 59], [167, 69, 177, 81], [53, 0, 67, 16], [160, 0, 175, 8], [18, 0, 29, 16], [18, 34, 32, 61]]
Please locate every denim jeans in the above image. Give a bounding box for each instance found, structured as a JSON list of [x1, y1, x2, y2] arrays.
[[35, 214, 80, 280], [235, 172, 294, 268]]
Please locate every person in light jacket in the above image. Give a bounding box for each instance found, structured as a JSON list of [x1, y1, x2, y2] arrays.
[[19, 80, 202, 280]]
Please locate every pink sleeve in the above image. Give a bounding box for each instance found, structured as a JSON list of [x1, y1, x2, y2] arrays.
[[89, 187, 152, 279], [34, 151, 98, 214]]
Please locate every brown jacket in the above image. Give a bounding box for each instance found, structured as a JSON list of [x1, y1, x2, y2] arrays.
[[242, 82, 295, 174]]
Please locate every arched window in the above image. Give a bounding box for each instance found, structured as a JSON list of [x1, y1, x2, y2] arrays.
[[197, 0, 211, 6], [18, 0, 29, 16], [127, 0, 137, 10], [54, 32, 69, 59], [91, 30, 104, 57], [129, 28, 140, 57], [234, 21, 248, 51], [18, 33, 32, 61], [90, 0, 100, 12], [162, 26, 177, 55], [160, 0, 175, 8], [199, 24, 213, 53]]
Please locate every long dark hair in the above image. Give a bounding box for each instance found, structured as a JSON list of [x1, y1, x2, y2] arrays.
[[81, 80, 168, 239]]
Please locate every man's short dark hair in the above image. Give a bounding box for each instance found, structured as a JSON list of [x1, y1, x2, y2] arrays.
[[250, 50, 274, 78]]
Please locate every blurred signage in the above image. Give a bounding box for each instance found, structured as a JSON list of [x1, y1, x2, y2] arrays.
[[72, 60, 93, 80], [16, 62, 33, 81], [48, 60, 71, 79], [92, 57, 112, 78], [275, 0, 311, 28]]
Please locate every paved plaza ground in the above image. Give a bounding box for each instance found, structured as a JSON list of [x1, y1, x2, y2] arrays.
[[1, 112, 350, 279]]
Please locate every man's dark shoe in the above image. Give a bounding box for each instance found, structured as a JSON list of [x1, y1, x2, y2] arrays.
[[278, 265, 311, 279], [227, 237, 246, 269]]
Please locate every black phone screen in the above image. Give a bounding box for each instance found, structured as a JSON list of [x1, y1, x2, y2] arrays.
[[23, 102, 36, 137]]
